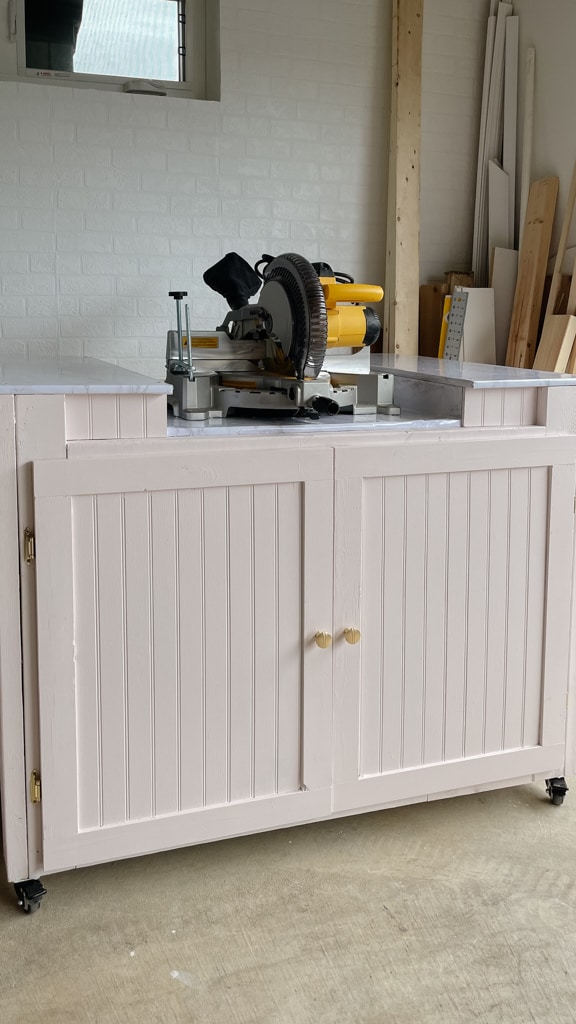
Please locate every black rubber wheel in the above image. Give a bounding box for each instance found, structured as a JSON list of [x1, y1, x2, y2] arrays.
[[552, 793, 565, 806], [23, 899, 41, 914]]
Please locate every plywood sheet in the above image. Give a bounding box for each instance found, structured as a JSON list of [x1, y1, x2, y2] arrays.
[[533, 314, 576, 372]]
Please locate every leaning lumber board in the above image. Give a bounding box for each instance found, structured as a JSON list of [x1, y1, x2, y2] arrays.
[[544, 159, 576, 319], [565, 336, 576, 374], [533, 314, 576, 372], [505, 176, 559, 368]]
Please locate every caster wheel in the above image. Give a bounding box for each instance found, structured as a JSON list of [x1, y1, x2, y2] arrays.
[[545, 777, 569, 806], [14, 879, 47, 915]]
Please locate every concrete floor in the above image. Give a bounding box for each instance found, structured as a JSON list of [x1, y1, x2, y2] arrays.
[[1, 781, 576, 1023]]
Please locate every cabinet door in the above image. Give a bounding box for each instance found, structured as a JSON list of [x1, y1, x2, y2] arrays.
[[333, 437, 575, 813], [33, 447, 333, 872]]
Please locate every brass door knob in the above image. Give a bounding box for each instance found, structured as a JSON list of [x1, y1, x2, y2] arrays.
[[343, 627, 361, 645], [314, 631, 332, 649]]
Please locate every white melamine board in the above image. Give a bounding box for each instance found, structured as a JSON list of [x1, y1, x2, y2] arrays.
[[518, 47, 535, 250], [491, 247, 519, 364], [503, 16, 519, 245], [459, 287, 497, 365], [0, 396, 28, 882], [488, 160, 511, 254]]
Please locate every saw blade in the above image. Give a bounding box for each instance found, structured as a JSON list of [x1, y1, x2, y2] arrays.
[[259, 253, 327, 379]]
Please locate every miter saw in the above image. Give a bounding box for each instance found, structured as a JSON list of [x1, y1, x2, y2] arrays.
[[165, 251, 398, 420]]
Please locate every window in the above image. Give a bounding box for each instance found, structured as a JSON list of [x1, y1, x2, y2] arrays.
[[1, 0, 220, 99]]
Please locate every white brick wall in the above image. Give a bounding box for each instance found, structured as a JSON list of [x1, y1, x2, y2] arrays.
[[0, 0, 391, 378], [420, 0, 490, 284]]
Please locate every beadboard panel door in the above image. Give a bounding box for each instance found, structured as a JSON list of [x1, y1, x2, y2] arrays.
[[33, 448, 333, 872], [332, 438, 575, 813]]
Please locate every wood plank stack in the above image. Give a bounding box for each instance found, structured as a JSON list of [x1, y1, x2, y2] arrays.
[[472, 2, 518, 286], [532, 161, 576, 372]]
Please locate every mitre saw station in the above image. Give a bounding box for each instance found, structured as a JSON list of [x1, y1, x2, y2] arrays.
[[166, 251, 399, 421]]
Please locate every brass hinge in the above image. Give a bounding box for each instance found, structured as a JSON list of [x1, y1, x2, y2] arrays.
[[30, 770, 41, 804], [24, 527, 35, 563]]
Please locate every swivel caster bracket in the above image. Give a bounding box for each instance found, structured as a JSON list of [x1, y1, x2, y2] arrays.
[[14, 879, 47, 914], [545, 777, 569, 806]]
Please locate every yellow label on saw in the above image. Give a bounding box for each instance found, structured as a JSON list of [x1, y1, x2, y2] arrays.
[[186, 335, 219, 349]]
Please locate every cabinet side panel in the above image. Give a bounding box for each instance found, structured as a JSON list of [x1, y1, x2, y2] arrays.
[[0, 395, 28, 882], [16, 395, 67, 878]]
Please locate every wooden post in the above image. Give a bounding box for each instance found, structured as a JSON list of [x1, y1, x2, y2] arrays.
[[384, 0, 423, 355]]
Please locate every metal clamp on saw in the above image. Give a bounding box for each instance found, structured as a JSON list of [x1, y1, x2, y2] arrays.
[[166, 251, 398, 420]]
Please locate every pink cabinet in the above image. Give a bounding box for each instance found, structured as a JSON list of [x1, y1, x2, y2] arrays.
[[1, 386, 576, 904]]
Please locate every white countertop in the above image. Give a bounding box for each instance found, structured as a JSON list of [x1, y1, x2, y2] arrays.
[[167, 411, 460, 437], [0, 356, 172, 395], [371, 354, 576, 388]]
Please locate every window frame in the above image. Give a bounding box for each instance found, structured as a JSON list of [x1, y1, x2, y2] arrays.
[[3, 0, 220, 100]]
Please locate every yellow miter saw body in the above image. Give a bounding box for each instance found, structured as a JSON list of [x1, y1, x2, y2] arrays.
[[166, 252, 398, 420]]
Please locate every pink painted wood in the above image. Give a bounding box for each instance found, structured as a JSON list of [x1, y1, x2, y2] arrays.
[[333, 436, 574, 814], [34, 447, 333, 873]]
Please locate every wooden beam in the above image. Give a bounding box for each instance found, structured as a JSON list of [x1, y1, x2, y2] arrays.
[[384, 0, 422, 355]]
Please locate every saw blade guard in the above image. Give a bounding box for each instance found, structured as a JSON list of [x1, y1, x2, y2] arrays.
[[259, 253, 328, 379]]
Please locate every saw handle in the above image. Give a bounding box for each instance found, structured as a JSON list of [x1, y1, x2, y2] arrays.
[[321, 282, 383, 306]]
